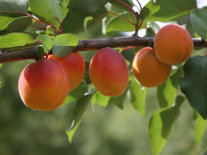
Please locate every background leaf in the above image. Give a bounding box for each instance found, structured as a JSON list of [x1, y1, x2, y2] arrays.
[[148, 96, 185, 155], [0, 33, 35, 49], [52, 33, 79, 57], [194, 112, 207, 145], [29, 0, 63, 26], [157, 70, 181, 108], [148, 0, 196, 22], [190, 7, 207, 39], [0, 0, 28, 13], [180, 56, 207, 119]]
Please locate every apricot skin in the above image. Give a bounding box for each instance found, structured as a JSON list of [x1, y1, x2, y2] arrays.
[[18, 59, 69, 111], [132, 47, 172, 87], [89, 47, 129, 97], [51, 52, 85, 90], [154, 24, 193, 64]]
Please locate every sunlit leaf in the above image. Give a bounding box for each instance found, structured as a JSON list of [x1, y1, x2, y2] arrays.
[[157, 70, 181, 108], [0, 33, 35, 49], [29, 0, 63, 26], [128, 77, 146, 116], [52, 33, 79, 57]]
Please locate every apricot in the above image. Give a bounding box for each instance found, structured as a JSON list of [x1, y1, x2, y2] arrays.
[[154, 24, 193, 64], [18, 59, 69, 111], [132, 47, 172, 87], [89, 47, 129, 97], [51, 52, 85, 90]]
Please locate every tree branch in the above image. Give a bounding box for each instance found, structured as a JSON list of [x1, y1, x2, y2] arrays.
[[0, 36, 206, 63]]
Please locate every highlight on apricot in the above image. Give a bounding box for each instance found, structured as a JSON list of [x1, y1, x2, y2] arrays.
[[18, 59, 69, 111], [89, 47, 129, 97], [132, 47, 172, 87], [154, 24, 193, 64]]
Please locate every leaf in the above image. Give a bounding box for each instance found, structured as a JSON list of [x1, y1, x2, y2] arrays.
[[157, 70, 182, 108], [95, 92, 110, 107], [194, 112, 207, 145], [106, 12, 135, 33], [0, 33, 35, 49], [148, 95, 185, 155], [108, 89, 128, 109], [29, 0, 63, 26], [52, 33, 79, 57], [0, 0, 28, 13], [190, 7, 207, 39], [84, 16, 94, 39], [66, 92, 94, 142], [36, 35, 53, 53], [144, 0, 160, 17], [148, 0, 196, 22], [7, 16, 32, 33], [180, 56, 207, 119], [0, 14, 19, 31], [128, 77, 146, 116]]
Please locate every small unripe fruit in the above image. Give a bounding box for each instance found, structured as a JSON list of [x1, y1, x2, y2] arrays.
[[89, 47, 129, 97], [154, 24, 193, 64], [51, 52, 85, 90], [132, 47, 172, 87], [18, 59, 69, 111]]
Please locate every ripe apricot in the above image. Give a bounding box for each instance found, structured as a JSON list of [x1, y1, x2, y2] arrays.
[[89, 47, 129, 97], [18, 59, 69, 111], [132, 47, 172, 87], [51, 52, 85, 90], [154, 24, 193, 64]]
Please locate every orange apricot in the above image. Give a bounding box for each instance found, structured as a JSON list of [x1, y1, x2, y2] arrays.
[[51, 52, 85, 90], [89, 47, 129, 97], [132, 47, 172, 87], [154, 24, 193, 64], [18, 59, 69, 111]]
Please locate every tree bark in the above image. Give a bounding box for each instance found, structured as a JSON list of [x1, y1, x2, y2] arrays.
[[0, 36, 206, 63]]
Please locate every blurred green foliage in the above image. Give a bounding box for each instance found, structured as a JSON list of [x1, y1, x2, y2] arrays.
[[0, 60, 206, 155]]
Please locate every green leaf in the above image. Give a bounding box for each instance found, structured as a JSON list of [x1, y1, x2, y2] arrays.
[[36, 35, 53, 53], [108, 89, 128, 109], [157, 70, 182, 108], [106, 12, 135, 33], [140, 7, 150, 20], [190, 7, 207, 39], [0, 0, 28, 13], [29, 0, 63, 26], [84, 16, 93, 39], [0, 14, 18, 31], [66, 92, 94, 142], [194, 112, 207, 145], [148, 95, 185, 155], [7, 16, 32, 33], [180, 56, 207, 119], [0, 33, 35, 49], [52, 33, 79, 57], [144, 0, 160, 17], [128, 77, 146, 116], [95, 92, 110, 107], [148, 0, 196, 22]]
